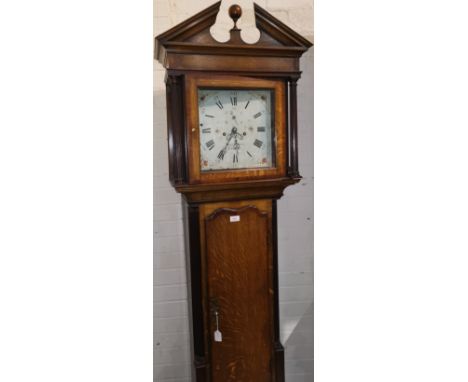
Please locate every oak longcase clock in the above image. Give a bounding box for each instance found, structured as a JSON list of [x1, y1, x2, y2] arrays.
[[155, 2, 312, 381]]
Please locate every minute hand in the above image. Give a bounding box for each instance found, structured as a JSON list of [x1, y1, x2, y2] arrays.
[[218, 132, 234, 159]]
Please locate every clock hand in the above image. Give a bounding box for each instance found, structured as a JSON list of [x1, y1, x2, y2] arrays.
[[230, 126, 244, 140], [233, 136, 240, 163], [222, 127, 239, 151], [233, 136, 240, 151], [224, 130, 235, 147], [218, 128, 236, 160]]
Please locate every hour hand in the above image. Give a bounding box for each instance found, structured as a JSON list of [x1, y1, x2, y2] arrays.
[[217, 129, 235, 161], [217, 148, 226, 160]]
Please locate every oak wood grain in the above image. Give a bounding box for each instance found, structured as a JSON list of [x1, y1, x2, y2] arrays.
[[177, 177, 299, 204], [201, 200, 274, 381]]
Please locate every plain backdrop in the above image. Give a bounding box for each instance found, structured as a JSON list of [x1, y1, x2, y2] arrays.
[[1, 0, 468, 381]]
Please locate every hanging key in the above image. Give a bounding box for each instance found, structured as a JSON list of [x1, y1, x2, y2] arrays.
[[214, 311, 222, 342]]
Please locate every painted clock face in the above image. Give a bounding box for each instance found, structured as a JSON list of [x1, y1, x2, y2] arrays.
[[198, 88, 274, 172]]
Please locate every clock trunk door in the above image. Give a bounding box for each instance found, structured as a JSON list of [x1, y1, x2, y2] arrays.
[[203, 201, 274, 382]]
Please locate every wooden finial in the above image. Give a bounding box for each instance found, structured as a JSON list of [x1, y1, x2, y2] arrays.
[[229, 4, 242, 30]]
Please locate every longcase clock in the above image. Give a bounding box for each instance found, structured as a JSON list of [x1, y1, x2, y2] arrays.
[[155, 2, 312, 381]]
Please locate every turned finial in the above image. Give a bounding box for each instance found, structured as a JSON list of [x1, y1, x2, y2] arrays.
[[229, 4, 242, 30]]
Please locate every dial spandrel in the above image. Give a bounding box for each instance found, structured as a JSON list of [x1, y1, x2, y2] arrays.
[[198, 89, 274, 172]]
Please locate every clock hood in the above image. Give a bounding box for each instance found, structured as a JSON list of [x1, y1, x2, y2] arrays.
[[155, 2, 312, 74]]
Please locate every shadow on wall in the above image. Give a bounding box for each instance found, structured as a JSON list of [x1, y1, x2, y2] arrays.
[[285, 303, 314, 380], [154, 89, 169, 176], [154, 87, 193, 381]]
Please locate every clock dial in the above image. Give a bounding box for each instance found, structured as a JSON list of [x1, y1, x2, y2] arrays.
[[198, 89, 274, 171]]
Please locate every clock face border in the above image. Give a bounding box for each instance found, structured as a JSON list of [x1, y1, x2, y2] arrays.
[[186, 75, 287, 184]]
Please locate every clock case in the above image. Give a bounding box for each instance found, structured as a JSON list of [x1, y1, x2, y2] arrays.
[[155, 2, 312, 381]]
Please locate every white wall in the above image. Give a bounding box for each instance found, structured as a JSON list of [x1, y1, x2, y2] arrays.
[[154, 1, 313, 381]]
